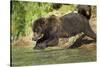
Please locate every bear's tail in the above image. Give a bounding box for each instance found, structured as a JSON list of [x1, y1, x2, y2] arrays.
[[77, 5, 91, 20]]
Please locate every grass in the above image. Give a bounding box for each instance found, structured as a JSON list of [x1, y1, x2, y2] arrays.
[[11, 45, 96, 66], [58, 5, 75, 14]]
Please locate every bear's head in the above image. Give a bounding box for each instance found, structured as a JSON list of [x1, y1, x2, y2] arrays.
[[32, 17, 48, 41]]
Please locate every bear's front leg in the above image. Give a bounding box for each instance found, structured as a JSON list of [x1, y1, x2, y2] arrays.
[[45, 37, 59, 46], [33, 36, 47, 49], [34, 36, 58, 49]]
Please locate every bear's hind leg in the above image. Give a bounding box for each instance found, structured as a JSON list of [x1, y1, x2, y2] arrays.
[[84, 27, 96, 41]]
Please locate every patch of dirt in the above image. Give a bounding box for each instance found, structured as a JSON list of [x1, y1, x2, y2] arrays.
[[79, 43, 96, 50], [12, 35, 35, 47]]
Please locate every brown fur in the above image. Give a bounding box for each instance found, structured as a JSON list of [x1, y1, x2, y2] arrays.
[[32, 13, 96, 49]]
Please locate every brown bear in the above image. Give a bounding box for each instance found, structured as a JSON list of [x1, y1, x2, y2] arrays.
[[32, 13, 96, 49]]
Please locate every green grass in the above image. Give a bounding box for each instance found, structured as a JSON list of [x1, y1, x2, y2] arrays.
[[11, 46, 96, 66]]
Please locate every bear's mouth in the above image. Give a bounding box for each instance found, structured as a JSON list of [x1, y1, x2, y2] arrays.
[[32, 33, 44, 41]]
